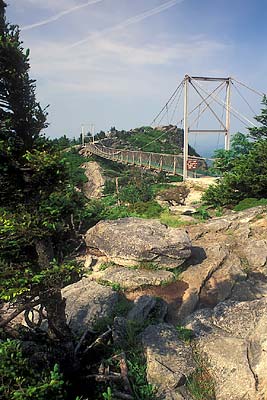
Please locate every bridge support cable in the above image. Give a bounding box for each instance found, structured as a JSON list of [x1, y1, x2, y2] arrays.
[[187, 82, 226, 130], [231, 78, 266, 98], [150, 78, 184, 127], [232, 81, 257, 116], [189, 80, 227, 130], [178, 80, 226, 126], [192, 78, 257, 128]]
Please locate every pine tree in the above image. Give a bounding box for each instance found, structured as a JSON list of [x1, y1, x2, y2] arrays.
[[0, 1, 84, 339], [248, 96, 267, 140]]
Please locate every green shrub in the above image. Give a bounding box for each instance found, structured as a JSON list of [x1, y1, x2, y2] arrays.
[[203, 140, 267, 207], [119, 182, 153, 204], [128, 201, 163, 218], [194, 206, 211, 221], [0, 340, 65, 400], [233, 197, 267, 211]]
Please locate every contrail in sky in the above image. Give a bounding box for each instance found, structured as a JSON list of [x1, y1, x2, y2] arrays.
[[68, 0, 185, 49], [21, 0, 104, 31]]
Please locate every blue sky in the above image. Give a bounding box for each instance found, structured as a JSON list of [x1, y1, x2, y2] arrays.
[[7, 0, 267, 156]]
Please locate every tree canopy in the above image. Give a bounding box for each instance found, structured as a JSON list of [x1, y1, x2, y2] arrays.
[[0, 2, 85, 338]]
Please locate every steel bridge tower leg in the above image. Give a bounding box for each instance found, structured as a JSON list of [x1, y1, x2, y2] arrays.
[[183, 75, 189, 180], [225, 78, 231, 151]]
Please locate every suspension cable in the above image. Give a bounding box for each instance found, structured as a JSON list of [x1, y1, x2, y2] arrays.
[[178, 80, 225, 125], [189, 82, 226, 129], [150, 78, 184, 126], [232, 78, 266, 98], [232, 81, 257, 115], [193, 79, 257, 127]]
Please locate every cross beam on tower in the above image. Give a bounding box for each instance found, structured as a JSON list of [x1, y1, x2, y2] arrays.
[[183, 74, 232, 180]]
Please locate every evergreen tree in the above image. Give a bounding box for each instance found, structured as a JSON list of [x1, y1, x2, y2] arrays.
[[249, 96, 267, 140], [0, 1, 85, 339]]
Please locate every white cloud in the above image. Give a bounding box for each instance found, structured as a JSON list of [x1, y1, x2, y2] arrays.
[[27, 33, 230, 97], [21, 0, 105, 31], [68, 0, 185, 48]]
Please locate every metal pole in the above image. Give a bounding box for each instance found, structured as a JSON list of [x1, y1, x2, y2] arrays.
[[183, 75, 189, 180], [81, 125, 85, 146], [225, 78, 231, 150], [92, 124, 95, 144]]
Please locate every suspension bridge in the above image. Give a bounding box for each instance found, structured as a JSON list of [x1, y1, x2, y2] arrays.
[[84, 74, 265, 180]]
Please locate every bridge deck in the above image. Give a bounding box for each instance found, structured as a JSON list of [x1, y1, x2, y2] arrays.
[[84, 143, 217, 179]]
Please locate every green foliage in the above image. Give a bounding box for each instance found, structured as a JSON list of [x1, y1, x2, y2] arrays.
[[248, 96, 267, 140], [51, 135, 80, 150], [127, 351, 155, 400], [176, 325, 194, 343], [233, 197, 267, 211], [0, 259, 83, 301], [194, 206, 211, 221], [186, 356, 215, 400], [159, 211, 195, 227], [203, 140, 267, 207], [0, 4, 90, 336], [118, 181, 153, 204], [0, 340, 65, 400], [128, 201, 163, 218], [102, 387, 113, 400], [210, 133, 252, 175]]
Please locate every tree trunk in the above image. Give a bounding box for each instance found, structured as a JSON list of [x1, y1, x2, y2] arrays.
[[35, 238, 73, 340]]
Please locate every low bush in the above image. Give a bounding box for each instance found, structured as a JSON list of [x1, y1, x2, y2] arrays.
[[0, 340, 65, 400], [233, 197, 267, 211], [128, 201, 163, 218]]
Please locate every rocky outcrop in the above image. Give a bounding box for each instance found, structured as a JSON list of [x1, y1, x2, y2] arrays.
[[82, 161, 105, 199], [62, 278, 118, 335], [91, 264, 175, 290], [185, 298, 267, 400], [176, 207, 267, 322], [85, 218, 192, 269], [142, 324, 195, 399]]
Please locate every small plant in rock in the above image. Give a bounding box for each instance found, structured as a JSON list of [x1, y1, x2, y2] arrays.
[[127, 350, 155, 400], [186, 355, 215, 400], [98, 262, 116, 271], [102, 387, 113, 400], [139, 261, 161, 271], [240, 257, 251, 274], [176, 325, 194, 343], [194, 206, 211, 221]]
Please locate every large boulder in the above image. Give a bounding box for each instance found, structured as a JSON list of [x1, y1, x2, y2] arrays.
[[142, 324, 196, 398], [85, 218, 192, 269], [185, 298, 267, 400], [176, 207, 267, 322], [62, 278, 118, 335]]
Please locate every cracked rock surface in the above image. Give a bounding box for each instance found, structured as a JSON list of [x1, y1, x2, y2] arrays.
[[62, 278, 118, 334], [185, 298, 267, 400], [85, 217, 192, 268]]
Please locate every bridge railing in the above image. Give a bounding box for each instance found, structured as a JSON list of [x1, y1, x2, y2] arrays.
[[85, 143, 216, 178]]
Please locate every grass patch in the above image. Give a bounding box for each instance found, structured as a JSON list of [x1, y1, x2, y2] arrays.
[[176, 325, 194, 343], [137, 261, 161, 271], [233, 197, 267, 211], [159, 211, 196, 227], [186, 355, 215, 400], [96, 279, 123, 292], [98, 262, 116, 271]]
